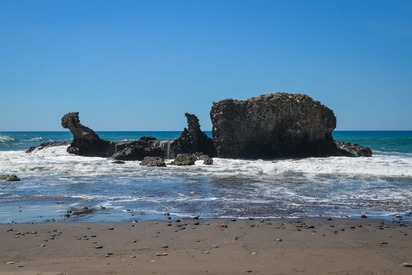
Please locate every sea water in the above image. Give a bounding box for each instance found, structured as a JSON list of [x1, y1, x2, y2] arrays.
[[0, 131, 411, 223]]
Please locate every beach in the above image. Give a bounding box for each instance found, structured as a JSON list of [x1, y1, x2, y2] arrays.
[[1, 218, 411, 274], [1, 131, 412, 274]]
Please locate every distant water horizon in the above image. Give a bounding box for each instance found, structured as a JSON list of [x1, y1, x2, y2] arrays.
[[1, 130, 411, 224]]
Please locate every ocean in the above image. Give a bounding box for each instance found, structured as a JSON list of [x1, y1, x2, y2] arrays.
[[0, 131, 411, 223]]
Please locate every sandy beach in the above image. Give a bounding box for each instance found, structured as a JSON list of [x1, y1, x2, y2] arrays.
[[0, 218, 411, 274]]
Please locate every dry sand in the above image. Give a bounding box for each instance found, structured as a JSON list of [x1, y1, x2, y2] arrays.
[[0, 218, 411, 274]]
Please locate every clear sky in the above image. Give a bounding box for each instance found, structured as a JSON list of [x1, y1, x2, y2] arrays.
[[1, 0, 411, 131]]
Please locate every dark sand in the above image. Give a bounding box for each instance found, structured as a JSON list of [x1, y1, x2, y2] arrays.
[[1, 218, 411, 274]]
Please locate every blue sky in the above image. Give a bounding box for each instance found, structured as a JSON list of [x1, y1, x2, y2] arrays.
[[1, 0, 411, 131]]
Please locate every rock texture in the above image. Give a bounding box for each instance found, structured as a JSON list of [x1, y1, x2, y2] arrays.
[[335, 142, 372, 157], [59, 112, 214, 160], [171, 154, 197, 166], [140, 156, 167, 167], [112, 137, 165, 161], [170, 113, 216, 158], [210, 93, 371, 158], [61, 112, 115, 157]]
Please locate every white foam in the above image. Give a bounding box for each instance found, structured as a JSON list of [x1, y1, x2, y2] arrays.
[[2, 147, 412, 181], [0, 135, 15, 143]]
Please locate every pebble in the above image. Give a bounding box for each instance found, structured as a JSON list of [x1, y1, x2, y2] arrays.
[[95, 245, 103, 249], [204, 251, 210, 254], [107, 227, 114, 230], [154, 252, 168, 256], [401, 262, 412, 267], [276, 238, 282, 242], [161, 244, 168, 248], [251, 252, 257, 256], [6, 261, 15, 265]]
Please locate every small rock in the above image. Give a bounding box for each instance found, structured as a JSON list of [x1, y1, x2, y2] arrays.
[[155, 252, 168, 256], [95, 245, 103, 249], [161, 244, 168, 248], [251, 252, 257, 256], [361, 214, 368, 219], [6, 261, 15, 265], [6, 174, 20, 181], [204, 251, 210, 254], [276, 238, 282, 242], [112, 160, 125, 164], [401, 262, 412, 267]]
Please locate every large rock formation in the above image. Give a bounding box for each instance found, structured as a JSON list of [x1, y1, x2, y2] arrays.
[[210, 93, 371, 158], [61, 112, 115, 157], [170, 113, 216, 158], [59, 112, 215, 160]]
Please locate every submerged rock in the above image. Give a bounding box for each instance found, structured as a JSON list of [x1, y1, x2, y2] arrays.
[[210, 93, 372, 158], [200, 155, 213, 165], [0, 174, 21, 182], [26, 141, 69, 153], [335, 141, 372, 157]]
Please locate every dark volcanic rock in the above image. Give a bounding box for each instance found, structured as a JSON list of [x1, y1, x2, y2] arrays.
[[60, 112, 212, 160], [201, 155, 213, 165], [170, 113, 216, 158], [61, 112, 115, 157], [210, 93, 371, 158], [112, 138, 165, 161], [171, 154, 197, 166], [0, 174, 21, 181], [335, 142, 373, 157], [140, 156, 167, 167]]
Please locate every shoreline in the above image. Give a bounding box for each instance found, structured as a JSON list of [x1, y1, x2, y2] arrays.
[[1, 218, 411, 274]]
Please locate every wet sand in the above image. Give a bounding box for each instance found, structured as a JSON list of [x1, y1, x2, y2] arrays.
[[1, 218, 411, 274]]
